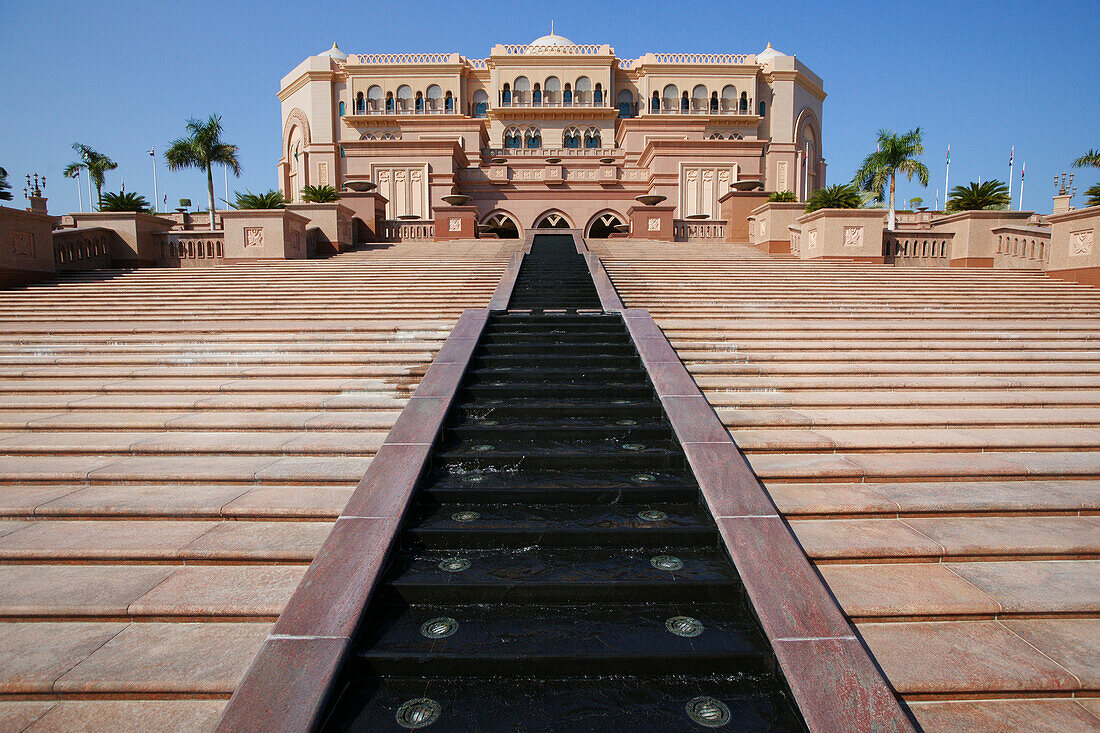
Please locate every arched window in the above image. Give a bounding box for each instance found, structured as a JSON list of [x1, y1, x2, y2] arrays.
[[759, 101, 766, 116], [563, 83, 572, 106], [426, 85, 442, 112], [339, 100, 346, 116], [618, 89, 634, 118], [503, 126, 522, 148], [681, 91, 690, 112], [415, 91, 424, 112], [355, 92, 364, 114], [445, 91, 454, 112], [361, 132, 377, 140], [385, 91, 394, 112], [576, 76, 591, 105], [662, 84, 678, 113], [524, 126, 542, 149], [710, 91, 719, 113], [473, 89, 489, 117], [692, 84, 708, 113], [721, 85, 736, 113], [396, 85, 413, 111], [584, 126, 601, 148], [729, 131, 743, 140], [563, 126, 581, 149], [594, 83, 603, 106], [514, 76, 530, 105], [740, 91, 748, 113], [380, 132, 399, 140], [545, 76, 560, 106], [501, 83, 511, 106], [707, 132, 724, 140], [368, 85, 383, 112], [532, 83, 542, 106], [651, 91, 660, 112]]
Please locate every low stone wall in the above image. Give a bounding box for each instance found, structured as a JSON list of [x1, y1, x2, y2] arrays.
[[928, 210, 1035, 267], [673, 219, 726, 242], [67, 212, 177, 266], [884, 230, 954, 267], [748, 202, 805, 253], [0, 205, 61, 286], [1046, 205, 1100, 286], [795, 209, 888, 262]]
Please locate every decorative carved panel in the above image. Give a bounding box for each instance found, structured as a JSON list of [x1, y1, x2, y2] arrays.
[[1071, 229, 1093, 256], [448, 217, 462, 232], [777, 161, 789, 193], [844, 226, 863, 248], [244, 227, 264, 248], [759, 219, 767, 238], [318, 162, 329, 186], [11, 231, 34, 258], [648, 217, 661, 232], [807, 228, 818, 251]]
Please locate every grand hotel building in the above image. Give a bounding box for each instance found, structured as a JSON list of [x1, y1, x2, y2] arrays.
[[277, 34, 825, 238]]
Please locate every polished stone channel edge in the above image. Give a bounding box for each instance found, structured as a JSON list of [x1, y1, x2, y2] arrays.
[[611, 299, 917, 730], [215, 302, 506, 731]]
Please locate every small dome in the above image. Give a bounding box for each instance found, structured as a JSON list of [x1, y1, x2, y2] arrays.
[[757, 42, 786, 65], [320, 42, 347, 61], [527, 32, 575, 51]]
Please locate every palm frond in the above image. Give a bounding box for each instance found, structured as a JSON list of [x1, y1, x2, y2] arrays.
[[232, 189, 286, 209], [804, 183, 864, 213], [1073, 150, 1100, 168], [946, 180, 1010, 212], [300, 184, 341, 203]]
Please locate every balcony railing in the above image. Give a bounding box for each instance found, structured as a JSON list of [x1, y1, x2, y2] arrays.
[[646, 101, 755, 115], [154, 231, 225, 267], [347, 106, 460, 116], [497, 99, 610, 109], [992, 225, 1051, 269], [483, 147, 617, 158], [53, 227, 112, 271]]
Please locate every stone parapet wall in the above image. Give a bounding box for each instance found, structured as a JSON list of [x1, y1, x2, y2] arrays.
[[221, 209, 310, 260], [0, 205, 61, 286], [1046, 205, 1100, 286], [795, 208, 887, 262], [748, 202, 806, 253]]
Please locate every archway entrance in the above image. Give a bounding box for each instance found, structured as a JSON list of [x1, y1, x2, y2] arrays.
[[587, 212, 627, 239], [534, 212, 571, 229], [481, 212, 520, 239]]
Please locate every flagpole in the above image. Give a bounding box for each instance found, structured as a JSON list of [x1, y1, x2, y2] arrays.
[[75, 170, 83, 213], [943, 145, 950, 211], [1007, 146, 1014, 207], [1018, 163, 1025, 212], [86, 170, 93, 211], [149, 148, 159, 214]]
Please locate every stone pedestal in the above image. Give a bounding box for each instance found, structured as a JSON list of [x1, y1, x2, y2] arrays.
[[286, 203, 355, 255], [335, 192, 388, 243], [748, 202, 806, 253], [221, 209, 311, 261], [434, 205, 480, 240], [719, 191, 771, 243], [0, 205, 60, 287], [628, 205, 675, 240]]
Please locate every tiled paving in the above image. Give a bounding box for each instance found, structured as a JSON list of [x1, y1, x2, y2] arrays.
[[0, 242, 512, 727], [600, 244, 1100, 732]]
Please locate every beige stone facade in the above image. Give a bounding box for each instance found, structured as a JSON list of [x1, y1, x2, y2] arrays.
[[278, 36, 826, 238]]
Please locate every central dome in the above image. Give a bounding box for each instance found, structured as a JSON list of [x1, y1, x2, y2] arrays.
[[527, 32, 575, 51]]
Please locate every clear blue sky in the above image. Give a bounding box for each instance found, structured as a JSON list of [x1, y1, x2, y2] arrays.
[[2, 0, 1097, 214]]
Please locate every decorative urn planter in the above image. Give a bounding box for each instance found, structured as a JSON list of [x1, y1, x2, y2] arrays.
[[634, 194, 667, 207]]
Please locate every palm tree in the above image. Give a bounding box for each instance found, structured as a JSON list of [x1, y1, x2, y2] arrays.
[[0, 167, 11, 202], [165, 115, 241, 228], [804, 183, 864, 213], [946, 180, 1011, 212], [99, 191, 150, 212], [231, 190, 287, 209], [301, 184, 341, 203], [767, 190, 797, 203], [853, 128, 930, 230], [1072, 150, 1100, 168], [67, 143, 117, 208], [1085, 183, 1100, 208]]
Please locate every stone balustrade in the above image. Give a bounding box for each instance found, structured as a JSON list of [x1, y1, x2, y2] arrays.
[[884, 230, 954, 267], [991, 225, 1051, 269], [381, 219, 435, 241], [673, 219, 726, 242], [52, 227, 112, 271], [154, 231, 225, 268]]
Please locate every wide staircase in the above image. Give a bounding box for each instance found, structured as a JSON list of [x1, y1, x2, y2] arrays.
[[0, 245, 512, 730], [320, 235, 804, 730], [602, 250, 1100, 732]]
